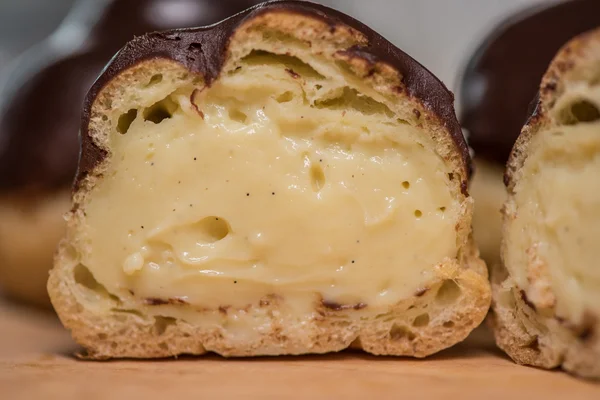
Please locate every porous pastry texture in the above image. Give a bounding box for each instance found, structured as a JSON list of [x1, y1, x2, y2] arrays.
[[493, 28, 600, 379], [49, 1, 489, 359]]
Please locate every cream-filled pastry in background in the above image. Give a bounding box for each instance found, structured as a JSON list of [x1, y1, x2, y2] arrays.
[[493, 27, 600, 380]]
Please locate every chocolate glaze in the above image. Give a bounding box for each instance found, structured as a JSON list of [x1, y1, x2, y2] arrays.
[[0, 0, 262, 192], [459, 0, 600, 166], [77, 0, 470, 191]]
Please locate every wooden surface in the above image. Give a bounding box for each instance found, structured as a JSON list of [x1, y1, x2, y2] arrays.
[[0, 299, 598, 399]]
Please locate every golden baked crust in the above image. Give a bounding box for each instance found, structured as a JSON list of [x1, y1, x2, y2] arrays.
[[49, 2, 489, 359], [494, 28, 600, 379]]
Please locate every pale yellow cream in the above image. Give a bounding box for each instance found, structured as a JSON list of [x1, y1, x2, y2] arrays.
[[81, 54, 459, 311], [506, 122, 600, 324]]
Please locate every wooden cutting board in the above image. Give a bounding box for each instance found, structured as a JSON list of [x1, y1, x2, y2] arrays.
[[1, 299, 598, 399]]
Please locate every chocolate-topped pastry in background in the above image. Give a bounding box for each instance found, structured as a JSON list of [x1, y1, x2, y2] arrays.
[[0, 0, 262, 308], [458, 0, 600, 268], [495, 27, 600, 379]]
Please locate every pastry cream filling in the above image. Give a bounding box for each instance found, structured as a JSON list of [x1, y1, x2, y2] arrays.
[[81, 53, 459, 311], [507, 122, 600, 324]]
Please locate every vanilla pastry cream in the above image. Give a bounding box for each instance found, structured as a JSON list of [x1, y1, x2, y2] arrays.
[[505, 120, 600, 325], [80, 53, 460, 313]]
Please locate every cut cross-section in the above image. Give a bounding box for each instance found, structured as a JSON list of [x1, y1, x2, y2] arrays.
[[48, 0, 489, 360]]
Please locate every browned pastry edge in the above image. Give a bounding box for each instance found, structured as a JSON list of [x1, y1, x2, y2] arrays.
[[505, 28, 598, 189]]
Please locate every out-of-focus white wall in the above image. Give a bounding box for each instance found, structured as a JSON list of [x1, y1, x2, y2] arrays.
[[319, 0, 554, 95]]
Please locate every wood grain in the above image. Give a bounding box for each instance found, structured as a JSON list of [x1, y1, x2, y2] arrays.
[[0, 299, 598, 400]]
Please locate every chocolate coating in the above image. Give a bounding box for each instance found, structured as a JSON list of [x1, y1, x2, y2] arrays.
[[78, 0, 470, 190], [460, 0, 600, 165], [0, 0, 262, 192]]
